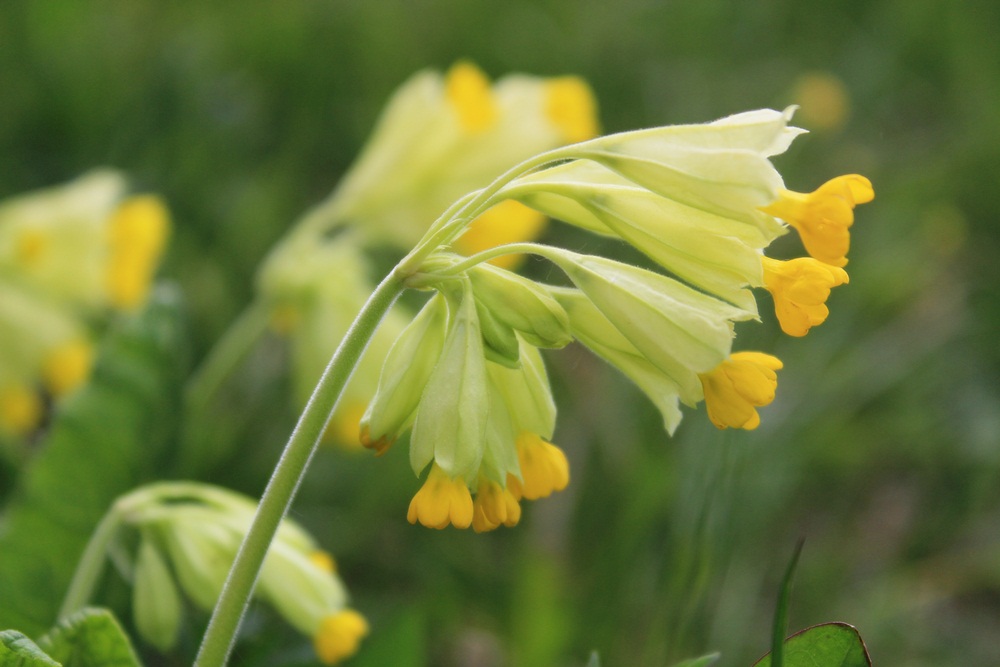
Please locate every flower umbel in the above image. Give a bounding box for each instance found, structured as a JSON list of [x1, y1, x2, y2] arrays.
[[95, 483, 366, 663], [699, 352, 784, 430]]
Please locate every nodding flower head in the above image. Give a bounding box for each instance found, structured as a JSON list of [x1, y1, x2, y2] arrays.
[[353, 96, 871, 528], [117, 483, 366, 663]]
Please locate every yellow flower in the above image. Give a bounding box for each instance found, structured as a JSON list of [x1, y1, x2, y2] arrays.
[[445, 60, 498, 132], [314, 609, 369, 665], [761, 175, 874, 267], [699, 352, 783, 430], [452, 200, 548, 270], [407, 464, 475, 529], [0, 384, 43, 436], [506, 432, 570, 501], [0, 172, 170, 311], [472, 478, 522, 533], [41, 338, 94, 397], [761, 256, 849, 337], [544, 76, 600, 143], [106, 195, 171, 310], [325, 62, 600, 249]]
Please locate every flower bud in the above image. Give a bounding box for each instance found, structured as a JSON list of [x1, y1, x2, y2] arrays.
[[361, 293, 448, 453], [133, 535, 183, 651], [467, 263, 572, 349]]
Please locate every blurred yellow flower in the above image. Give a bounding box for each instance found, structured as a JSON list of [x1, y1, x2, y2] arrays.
[[314, 609, 370, 665], [791, 72, 851, 131]]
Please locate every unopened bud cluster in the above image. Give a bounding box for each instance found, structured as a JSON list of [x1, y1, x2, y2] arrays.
[[111, 483, 366, 664]]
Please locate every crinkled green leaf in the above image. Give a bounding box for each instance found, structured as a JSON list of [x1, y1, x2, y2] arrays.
[[36, 608, 141, 667], [0, 630, 60, 666], [0, 287, 188, 634], [753, 623, 871, 667]]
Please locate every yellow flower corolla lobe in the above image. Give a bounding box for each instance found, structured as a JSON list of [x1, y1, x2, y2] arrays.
[[407, 464, 474, 529], [544, 76, 600, 144], [107, 195, 170, 310], [699, 352, 783, 430], [453, 200, 548, 269], [42, 339, 94, 397], [761, 175, 874, 267], [0, 385, 43, 435], [506, 433, 569, 501], [313, 609, 369, 665], [761, 256, 849, 337], [445, 61, 497, 133], [472, 478, 522, 533]]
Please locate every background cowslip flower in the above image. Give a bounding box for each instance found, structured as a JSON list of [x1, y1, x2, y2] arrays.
[[0, 170, 170, 312], [258, 236, 409, 447], [322, 61, 600, 249], [116, 483, 366, 664], [0, 172, 171, 441]]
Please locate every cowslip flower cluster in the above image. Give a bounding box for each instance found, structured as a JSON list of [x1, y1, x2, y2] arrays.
[[0, 171, 169, 438], [359, 106, 872, 530], [107, 483, 366, 664], [254, 61, 599, 446]]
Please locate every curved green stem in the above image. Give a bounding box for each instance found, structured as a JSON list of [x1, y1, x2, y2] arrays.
[[193, 270, 405, 667], [397, 144, 577, 275], [59, 505, 124, 619]]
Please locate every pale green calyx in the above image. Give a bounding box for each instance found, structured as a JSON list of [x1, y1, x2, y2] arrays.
[[505, 160, 769, 311], [553, 287, 700, 434], [544, 249, 752, 375], [467, 262, 573, 349], [361, 292, 448, 452], [409, 280, 490, 482], [555, 107, 803, 238]]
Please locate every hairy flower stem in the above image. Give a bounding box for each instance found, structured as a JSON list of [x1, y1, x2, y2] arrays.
[[193, 270, 405, 667]]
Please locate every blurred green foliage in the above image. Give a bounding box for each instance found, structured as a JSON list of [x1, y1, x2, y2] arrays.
[[3, 1, 1000, 666]]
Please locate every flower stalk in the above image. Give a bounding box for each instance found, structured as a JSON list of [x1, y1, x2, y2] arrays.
[[193, 270, 404, 667]]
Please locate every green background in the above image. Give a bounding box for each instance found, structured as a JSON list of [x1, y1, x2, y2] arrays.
[[3, 1, 1000, 665]]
